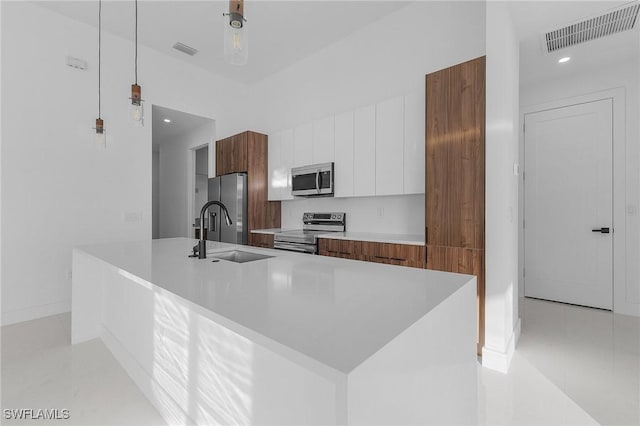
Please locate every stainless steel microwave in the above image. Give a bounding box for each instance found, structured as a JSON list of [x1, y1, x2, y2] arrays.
[[291, 162, 334, 197]]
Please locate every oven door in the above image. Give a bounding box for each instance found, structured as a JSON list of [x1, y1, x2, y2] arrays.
[[273, 241, 317, 254], [291, 163, 333, 196]]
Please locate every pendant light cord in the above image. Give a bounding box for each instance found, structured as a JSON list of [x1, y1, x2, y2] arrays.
[[134, 0, 138, 85], [98, 0, 102, 119]]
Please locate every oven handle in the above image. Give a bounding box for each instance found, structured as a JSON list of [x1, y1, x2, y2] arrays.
[[274, 242, 316, 254], [315, 170, 320, 194]]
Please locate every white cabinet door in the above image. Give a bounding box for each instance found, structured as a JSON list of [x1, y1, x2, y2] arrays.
[[334, 111, 354, 198], [375, 97, 404, 195], [313, 116, 335, 164], [268, 131, 283, 201], [403, 92, 425, 194], [354, 105, 376, 197], [293, 123, 313, 167], [280, 128, 295, 200]]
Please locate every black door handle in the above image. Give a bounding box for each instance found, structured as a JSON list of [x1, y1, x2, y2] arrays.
[[592, 227, 611, 234]]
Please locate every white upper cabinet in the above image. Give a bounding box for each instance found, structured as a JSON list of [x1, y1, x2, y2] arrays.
[[403, 91, 425, 194], [268, 131, 282, 201], [312, 116, 335, 164], [293, 123, 313, 167], [270, 91, 425, 200], [375, 96, 404, 196], [354, 105, 376, 197], [334, 111, 354, 198], [280, 128, 294, 200]]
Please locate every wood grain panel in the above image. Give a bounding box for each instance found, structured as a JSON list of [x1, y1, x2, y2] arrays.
[[425, 56, 485, 249], [249, 233, 274, 249], [247, 132, 281, 231], [427, 246, 485, 352], [318, 239, 425, 269], [425, 56, 486, 354]]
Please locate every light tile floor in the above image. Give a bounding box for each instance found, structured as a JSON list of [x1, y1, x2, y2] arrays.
[[1, 298, 638, 425]]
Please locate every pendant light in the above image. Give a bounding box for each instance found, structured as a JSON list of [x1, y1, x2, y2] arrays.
[[223, 0, 248, 66], [129, 0, 144, 126], [94, 0, 106, 147]]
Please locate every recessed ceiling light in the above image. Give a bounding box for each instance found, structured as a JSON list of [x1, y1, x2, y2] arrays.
[[163, 118, 171, 123], [558, 56, 571, 64]]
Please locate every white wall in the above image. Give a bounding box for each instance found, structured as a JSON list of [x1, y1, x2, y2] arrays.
[[483, 1, 520, 373], [281, 194, 424, 235], [158, 122, 215, 239], [249, 1, 486, 234], [0, 2, 250, 325], [520, 58, 640, 317]]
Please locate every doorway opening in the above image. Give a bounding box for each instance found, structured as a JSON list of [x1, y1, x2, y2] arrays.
[[151, 105, 215, 239]]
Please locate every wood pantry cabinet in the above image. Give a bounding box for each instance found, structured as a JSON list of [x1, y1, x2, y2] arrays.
[[425, 56, 486, 354], [215, 131, 281, 244], [318, 238, 425, 269]]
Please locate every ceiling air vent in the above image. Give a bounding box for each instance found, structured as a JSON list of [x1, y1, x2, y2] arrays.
[[172, 42, 198, 56], [543, 2, 640, 53]]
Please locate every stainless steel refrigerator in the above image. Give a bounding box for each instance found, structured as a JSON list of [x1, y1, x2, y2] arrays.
[[206, 173, 248, 245]]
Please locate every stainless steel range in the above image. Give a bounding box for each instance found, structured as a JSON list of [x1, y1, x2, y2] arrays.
[[274, 212, 346, 254]]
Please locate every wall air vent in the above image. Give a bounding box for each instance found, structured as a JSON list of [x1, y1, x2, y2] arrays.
[[543, 2, 639, 53], [172, 42, 198, 56]]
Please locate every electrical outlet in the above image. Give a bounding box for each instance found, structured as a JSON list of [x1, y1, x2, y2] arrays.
[[627, 205, 637, 215], [66, 270, 72, 281]]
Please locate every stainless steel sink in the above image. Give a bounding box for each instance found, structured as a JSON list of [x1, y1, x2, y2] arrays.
[[210, 250, 274, 263]]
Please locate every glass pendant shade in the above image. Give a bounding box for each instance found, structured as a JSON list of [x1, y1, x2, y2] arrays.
[[224, 13, 248, 65]]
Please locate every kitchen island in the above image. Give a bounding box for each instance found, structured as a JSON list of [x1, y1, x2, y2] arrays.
[[72, 238, 477, 425]]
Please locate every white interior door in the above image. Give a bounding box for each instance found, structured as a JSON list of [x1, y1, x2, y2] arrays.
[[524, 99, 613, 310]]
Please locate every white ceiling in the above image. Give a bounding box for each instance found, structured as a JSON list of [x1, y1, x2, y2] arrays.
[[509, 1, 640, 86], [36, 0, 411, 85], [152, 104, 213, 147]]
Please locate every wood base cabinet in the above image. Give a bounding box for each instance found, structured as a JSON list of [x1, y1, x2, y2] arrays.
[[248, 233, 274, 249], [319, 239, 425, 269], [425, 57, 486, 354]]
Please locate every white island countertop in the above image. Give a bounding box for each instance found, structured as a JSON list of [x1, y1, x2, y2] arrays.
[[76, 238, 471, 373]]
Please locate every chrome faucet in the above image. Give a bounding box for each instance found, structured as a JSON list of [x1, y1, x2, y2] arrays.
[[191, 201, 233, 259]]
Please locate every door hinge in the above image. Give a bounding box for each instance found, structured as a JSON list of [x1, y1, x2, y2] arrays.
[[523, 122, 525, 133], [523, 219, 525, 229], [523, 268, 526, 278]]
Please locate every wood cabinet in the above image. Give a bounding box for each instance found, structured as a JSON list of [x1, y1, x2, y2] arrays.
[[215, 131, 281, 239], [425, 56, 486, 353], [318, 238, 425, 269], [216, 133, 247, 176], [248, 233, 274, 249]]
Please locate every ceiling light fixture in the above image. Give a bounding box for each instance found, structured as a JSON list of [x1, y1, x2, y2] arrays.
[[94, 0, 106, 148], [163, 118, 171, 123], [223, 0, 248, 66], [558, 56, 571, 63], [129, 0, 144, 126]]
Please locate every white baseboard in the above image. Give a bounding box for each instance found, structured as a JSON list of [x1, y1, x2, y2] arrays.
[[100, 326, 195, 426], [482, 318, 521, 374], [1, 299, 70, 326]]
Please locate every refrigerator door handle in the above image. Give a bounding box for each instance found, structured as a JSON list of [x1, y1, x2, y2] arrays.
[[210, 212, 217, 232]]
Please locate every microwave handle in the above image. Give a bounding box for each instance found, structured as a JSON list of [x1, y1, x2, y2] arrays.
[[315, 170, 320, 193]]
